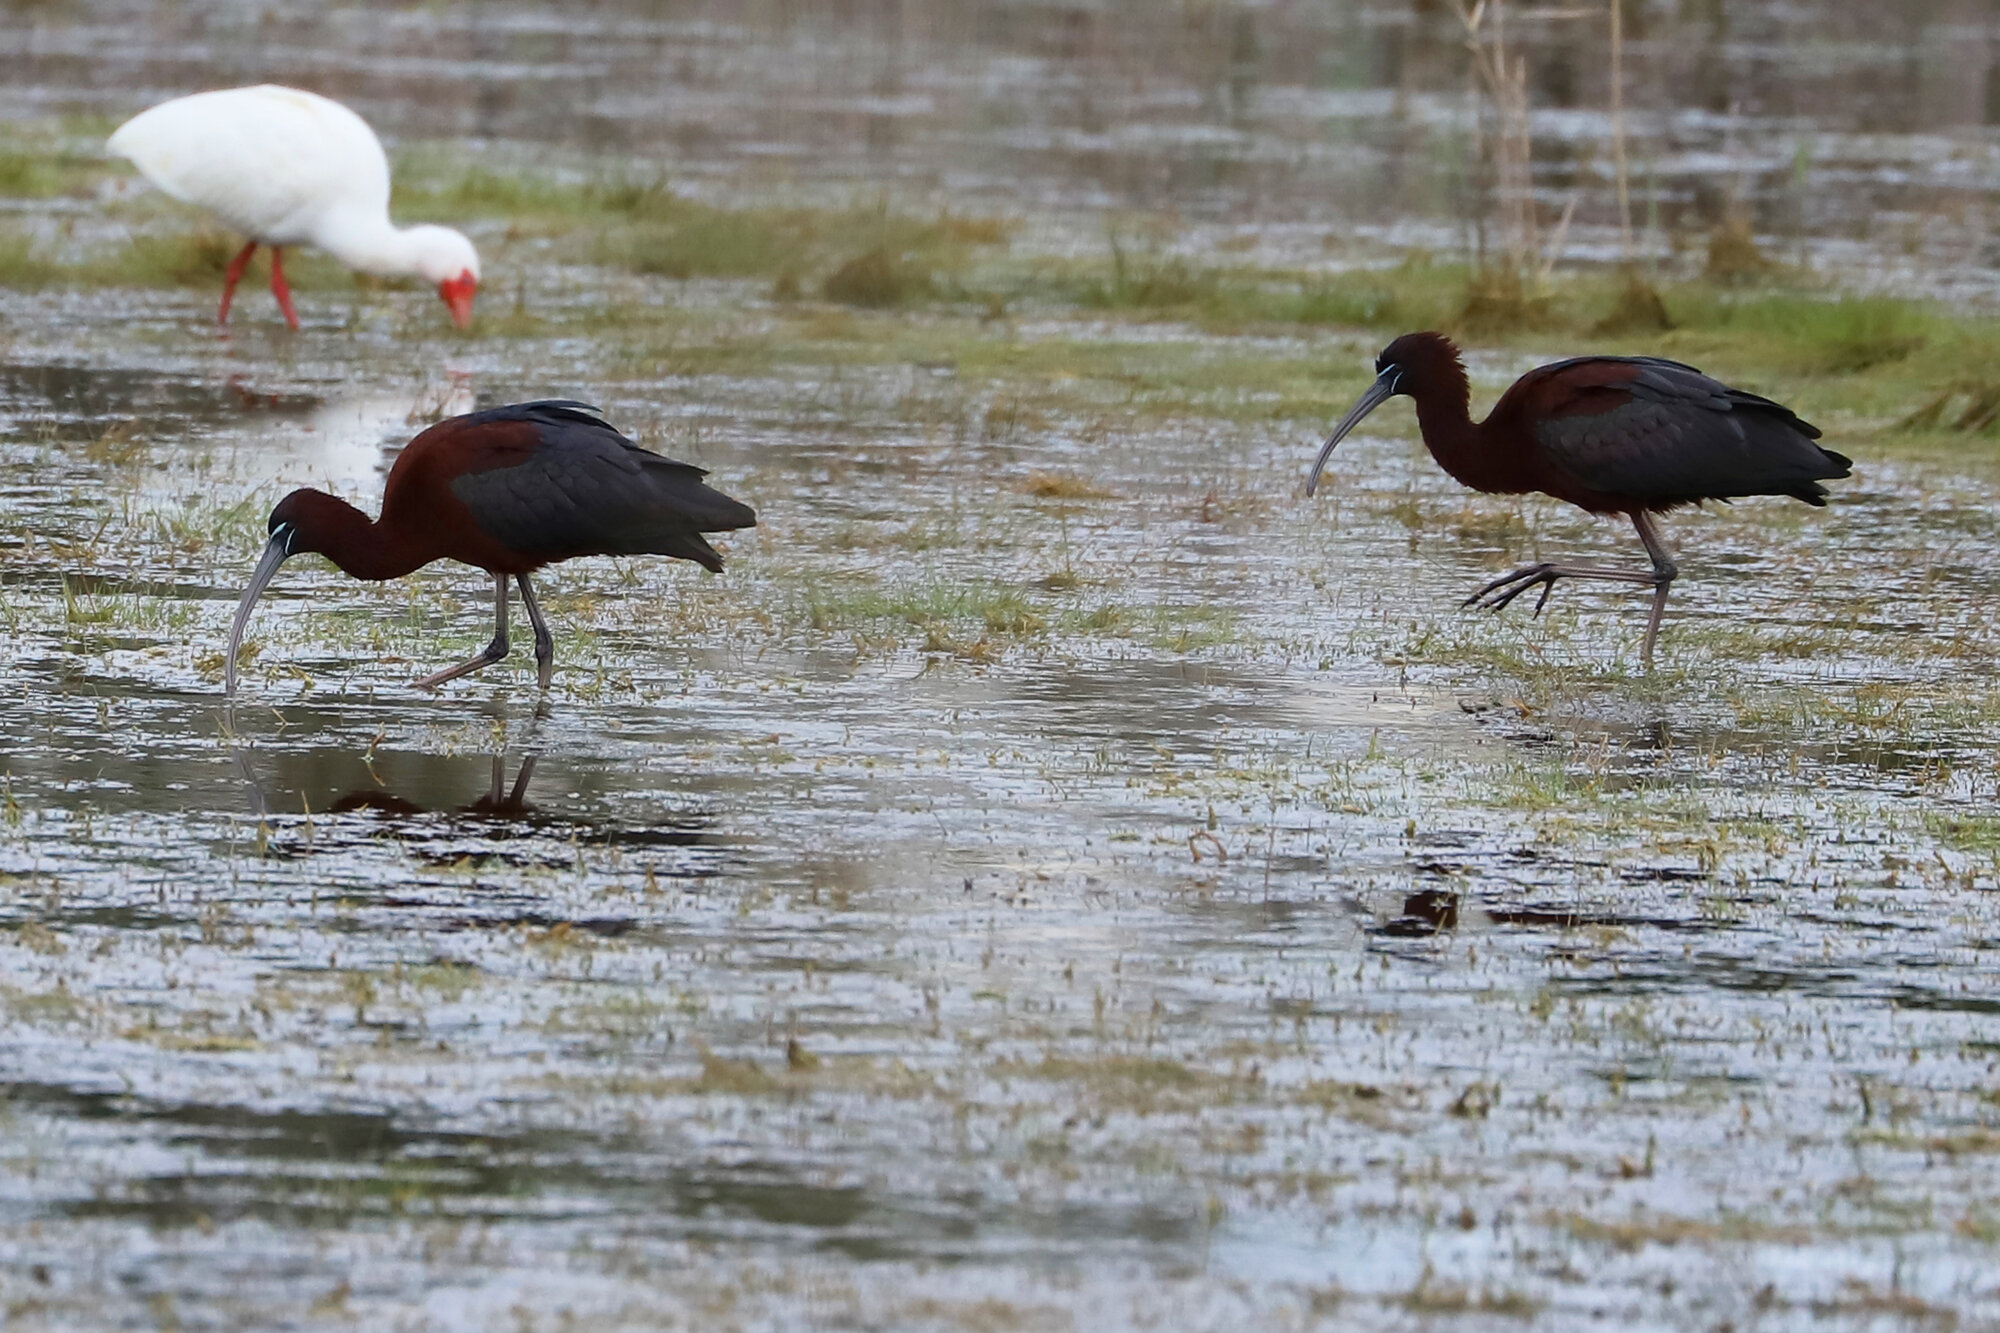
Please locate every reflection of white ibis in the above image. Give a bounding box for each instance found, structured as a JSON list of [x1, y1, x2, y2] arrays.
[[302, 379, 479, 488], [108, 85, 480, 330]]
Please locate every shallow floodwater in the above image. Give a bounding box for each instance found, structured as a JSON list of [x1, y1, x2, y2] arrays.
[[14, 0, 2000, 297], [6, 3, 2000, 1330]]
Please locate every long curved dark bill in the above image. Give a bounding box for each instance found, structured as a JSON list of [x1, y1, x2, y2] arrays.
[[226, 532, 292, 696], [1305, 370, 1399, 497]]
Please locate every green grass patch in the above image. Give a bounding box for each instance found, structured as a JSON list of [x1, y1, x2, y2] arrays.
[[623, 209, 801, 280], [14, 122, 2000, 468], [0, 128, 113, 200], [1295, 263, 1460, 330], [1078, 237, 1219, 312], [393, 156, 1013, 294], [96, 227, 244, 288], [823, 246, 934, 307], [1660, 290, 1937, 375], [395, 163, 635, 222], [804, 580, 1048, 640], [0, 149, 74, 198]]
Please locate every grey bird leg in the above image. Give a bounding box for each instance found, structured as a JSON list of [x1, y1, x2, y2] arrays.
[[515, 572, 556, 690], [507, 756, 538, 806], [471, 754, 538, 814], [1630, 510, 1679, 670], [415, 574, 511, 690], [1464, 511, 1679, 670]]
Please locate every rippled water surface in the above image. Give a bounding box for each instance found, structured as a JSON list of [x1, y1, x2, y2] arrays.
[[5, 2, 2000, 1329]]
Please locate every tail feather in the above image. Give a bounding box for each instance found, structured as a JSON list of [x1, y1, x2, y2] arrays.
[[658, 531, 727, 573], [1735, 407, 1851, 505], [636, 454, 758, 534]]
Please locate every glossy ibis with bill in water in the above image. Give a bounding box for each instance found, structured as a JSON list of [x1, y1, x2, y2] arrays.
[[1306, 332, 1851, 668], [227, 401, 756, 695]]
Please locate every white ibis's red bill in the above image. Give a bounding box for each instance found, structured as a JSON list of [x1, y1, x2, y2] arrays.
[[109, 85, 480, 330]]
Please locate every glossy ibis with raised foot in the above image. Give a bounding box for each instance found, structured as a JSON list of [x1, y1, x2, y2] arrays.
[[227, 401, 756, 695], [1306, 332, 1850, 668]]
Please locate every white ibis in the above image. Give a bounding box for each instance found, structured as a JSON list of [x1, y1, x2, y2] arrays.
[[108, 85, 480, 331]]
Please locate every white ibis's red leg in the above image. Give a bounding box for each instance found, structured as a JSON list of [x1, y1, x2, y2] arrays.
[[415, 574, 512, 690], [1464, 510, 1679, 669], [515, 572, 556, 690], [269, 246, 301, 330], [219, 241, 258, 325]]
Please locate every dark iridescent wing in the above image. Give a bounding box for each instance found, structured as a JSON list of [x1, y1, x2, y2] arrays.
[[1525, 358, 1849, 506], [447, 402, 756, 571]]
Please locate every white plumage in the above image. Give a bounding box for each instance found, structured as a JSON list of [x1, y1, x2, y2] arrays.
[[109, 85, 480, 329]]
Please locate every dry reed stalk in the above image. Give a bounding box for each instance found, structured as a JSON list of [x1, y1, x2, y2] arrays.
[[1448, 0, 1540, 274], [1609, 0, 1632, 259], [1449, 0, 1597, 288]]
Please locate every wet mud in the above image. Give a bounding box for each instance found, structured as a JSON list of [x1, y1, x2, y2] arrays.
[[4, 2, 2000, 1329]]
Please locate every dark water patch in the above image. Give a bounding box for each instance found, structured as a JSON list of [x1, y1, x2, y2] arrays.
[[0, 359, 321, 435], [416, 911, 642, 938], [1887, 988, 2000, 1017], [8, 1077, 1203, 1265], [1552, 960, 1880, 1001], [1372, 888, 1723, 939]]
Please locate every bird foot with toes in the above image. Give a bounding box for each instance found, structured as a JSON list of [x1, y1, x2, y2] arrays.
[[1464, 562, 1666, 616], [1465, 564, 1567, 616]]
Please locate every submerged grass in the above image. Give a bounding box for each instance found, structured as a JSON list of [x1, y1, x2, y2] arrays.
[[804, 580, 1048, 642], [13, 61, 2000, 1333]]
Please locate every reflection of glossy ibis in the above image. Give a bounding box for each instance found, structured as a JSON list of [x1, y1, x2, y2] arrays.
[[227, 401, 757, 694], [1307, 332, 1851, 668], [109, 86, 480, 329], [332, 756, 539, 818]]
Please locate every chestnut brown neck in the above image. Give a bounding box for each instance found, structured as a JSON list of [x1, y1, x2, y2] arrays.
[[280, 489, 436, 582], [1399, 338, 1516, 495]]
